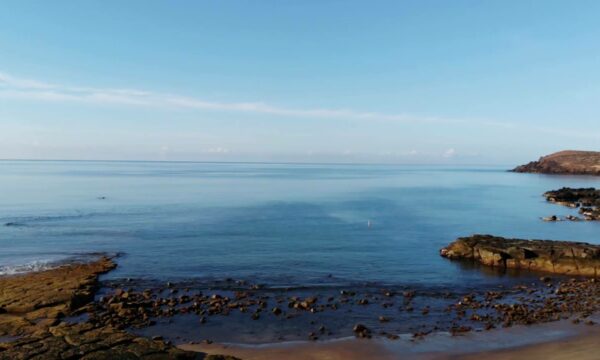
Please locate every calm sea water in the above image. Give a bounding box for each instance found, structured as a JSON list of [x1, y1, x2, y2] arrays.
[[1, 160, 599, 287]]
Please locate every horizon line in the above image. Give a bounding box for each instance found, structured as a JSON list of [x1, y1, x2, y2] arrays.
[[0, 157, 515, 168]]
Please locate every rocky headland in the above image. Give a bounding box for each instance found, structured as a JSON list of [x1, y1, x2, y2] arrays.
[[440, 234, 600, 277], [512, 150, 600, 175]]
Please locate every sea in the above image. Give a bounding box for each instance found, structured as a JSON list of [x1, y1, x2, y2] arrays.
[[1, 160, 598, 286], [3, 160, 600, 343]]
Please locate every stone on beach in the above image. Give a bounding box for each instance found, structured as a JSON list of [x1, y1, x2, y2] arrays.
[[352, 324, 371, 338]]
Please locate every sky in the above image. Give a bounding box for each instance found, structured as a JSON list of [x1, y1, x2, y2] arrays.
[[1, 1, 599, 164]]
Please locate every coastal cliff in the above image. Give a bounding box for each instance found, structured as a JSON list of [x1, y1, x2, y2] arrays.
[[441, 235, 600, 277], [512, 150, 600, 175]]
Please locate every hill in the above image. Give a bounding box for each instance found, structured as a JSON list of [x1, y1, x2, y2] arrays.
[[513, 150, 600, 175]]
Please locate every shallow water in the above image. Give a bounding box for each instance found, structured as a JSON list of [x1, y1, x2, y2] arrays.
[[1, 160, 599, 287]]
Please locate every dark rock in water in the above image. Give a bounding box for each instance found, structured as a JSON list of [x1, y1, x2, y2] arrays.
[[512, 150, 600, 175], [357, 298, 369, 305], [542, 215, 559, 222], [450, 325, 472, 336], [386, 333, 400, 340], [440, 234, 600, 277], [352, 323, 371, 338], [544, 187, 600, 220]]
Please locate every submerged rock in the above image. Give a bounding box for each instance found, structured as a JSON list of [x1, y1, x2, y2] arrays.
[[542, 215, 559, 222], [440, 234, 600, 277]]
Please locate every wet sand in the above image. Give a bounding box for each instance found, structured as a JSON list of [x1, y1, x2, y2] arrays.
[[455, 333, 600, 360], [180, 317, 600, 360]]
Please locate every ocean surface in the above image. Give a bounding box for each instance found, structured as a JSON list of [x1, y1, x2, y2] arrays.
[[1, 160, 599, 287]]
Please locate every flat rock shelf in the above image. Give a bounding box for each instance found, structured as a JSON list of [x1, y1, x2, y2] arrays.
[[0, 256, 238, 360], [440, 235, 600, 277]]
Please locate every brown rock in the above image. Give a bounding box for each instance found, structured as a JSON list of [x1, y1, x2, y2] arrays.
[[440, 235, 600, 277], [543, 187, 600, 221], [0, 257, 208, 359], [352, 323, 372, 338]]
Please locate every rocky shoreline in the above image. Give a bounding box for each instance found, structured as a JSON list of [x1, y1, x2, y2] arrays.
[[512, 150, 600, 175], [440, 234, 600, 277], [0, 256, 236, 360], [543, 187, 600, 221], [2, 239, 600, 358]]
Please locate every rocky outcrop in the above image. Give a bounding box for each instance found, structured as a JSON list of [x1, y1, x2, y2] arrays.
[[0, 257, 201, 359], [513, 150, 600, 175], [544, 187, 600, 220], [440, 235, 600, 277], [0, 322, 197, 360], [0, 257, 117, 336]]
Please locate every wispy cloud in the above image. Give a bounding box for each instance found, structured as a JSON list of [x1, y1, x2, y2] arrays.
[[0, 72, 55, 90], [0, 71, 486, 126], [1, 71, 599, 141], [442, 148, 456, 158]]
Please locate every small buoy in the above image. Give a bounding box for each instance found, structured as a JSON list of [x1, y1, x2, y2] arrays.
[[367, 220, 372, 228]]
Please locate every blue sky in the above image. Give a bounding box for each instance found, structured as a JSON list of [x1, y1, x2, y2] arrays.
[[1, 1, 599, 164]]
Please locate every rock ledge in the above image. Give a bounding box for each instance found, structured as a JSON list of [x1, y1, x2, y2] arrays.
[[0, 256, 200, 359], [441, 235, 600, 277]]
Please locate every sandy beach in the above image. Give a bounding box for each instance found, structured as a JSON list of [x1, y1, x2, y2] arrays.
[[180, 317, 600, 360], [180, 335, 600, 360]]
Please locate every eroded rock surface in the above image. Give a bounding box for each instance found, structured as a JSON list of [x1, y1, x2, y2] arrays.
[[0, 257, 199, 359], [441, 235, 600, 277], [513, 150, 600, 175]]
